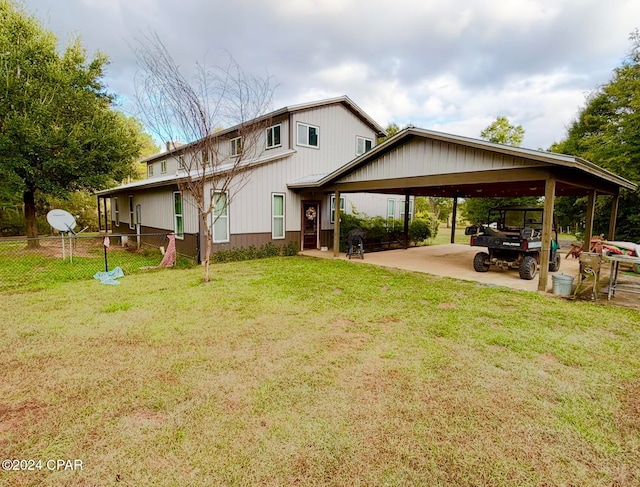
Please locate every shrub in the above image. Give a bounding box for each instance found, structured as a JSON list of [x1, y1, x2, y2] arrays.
[[212, 241, 299, 263], [409, 218, 432, 244]]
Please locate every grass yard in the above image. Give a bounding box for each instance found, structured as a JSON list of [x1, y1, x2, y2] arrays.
[[1, 256, 640, 486]]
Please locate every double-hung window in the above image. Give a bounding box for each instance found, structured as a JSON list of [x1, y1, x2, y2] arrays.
[[387, 199, 396, 220], [160, 160, 167, 174], [173, 191, 184, 239], [330, 195, 345, 224], [231, 137, 242, 157], [147, 164, 154, 177], [128, 196, 135, 230], [272, 194, 285, 239], [113, 197, 119, 226], [297, 123, 319, 148], [356, 136, 373, 156], [266, 124, 281, 149], [212, 191, 229, 243], [400, 200, 414, 220]]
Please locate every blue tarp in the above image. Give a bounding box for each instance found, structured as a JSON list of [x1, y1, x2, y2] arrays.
[[93, 266, 124, 285]]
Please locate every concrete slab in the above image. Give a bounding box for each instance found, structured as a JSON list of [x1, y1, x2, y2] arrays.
[[303, 244, 581, 293]]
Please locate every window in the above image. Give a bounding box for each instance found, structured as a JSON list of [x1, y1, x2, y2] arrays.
[[178, 155, 185, 170], [147, 164, 154, 177], [330, 195, 346, 224], [212, 191, 229, 243], [356, 136, 373, 156], [173, 191, 184, 239], [113, 197, 119, 226], [387, 199, 396, 220], [128, 196, 135, 230], [160, 160, 167, 174], [230, 137, 242, 157], [400, 199, 414, 220], [297, 123, 319, 148], [272, 193, 285, 239], [266, 124, 281, 149], [202, 149, 209, 164]]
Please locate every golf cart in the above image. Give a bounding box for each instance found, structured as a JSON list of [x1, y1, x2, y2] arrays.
[[465, 206, 561, 280]]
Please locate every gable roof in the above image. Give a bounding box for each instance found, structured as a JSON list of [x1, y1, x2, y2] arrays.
[[288, 126, 637, 197], [142, 95, 386, 164]]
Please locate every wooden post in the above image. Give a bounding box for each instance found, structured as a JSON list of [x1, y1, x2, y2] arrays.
[[538, 176, 556, 292], [608, 193, 619, 241], [333, 190, 341, 257], [450, 196, 459, 244], [584, 190, 596, 251]]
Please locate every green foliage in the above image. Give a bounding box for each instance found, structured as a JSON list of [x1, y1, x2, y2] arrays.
[[377, 122, 401, 143], [461, 197, 541, 224], [480, 116, 525, 146], [0, 0, 147, 238], [338, 212, 432, 250], [550, 30, 640, 241], [212, 241, 299, 263], [408, 218, 432, 244]]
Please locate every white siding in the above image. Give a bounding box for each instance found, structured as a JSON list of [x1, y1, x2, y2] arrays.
[[203, 103, 379, 235], [340, 138, 544, 184], [112, 188, 198, 234]]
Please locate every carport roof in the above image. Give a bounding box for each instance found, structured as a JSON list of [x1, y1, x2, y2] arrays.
[[288, 127, 637, 198]]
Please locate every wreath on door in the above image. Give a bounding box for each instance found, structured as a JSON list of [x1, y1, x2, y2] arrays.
[[305, 207, 316, 220]]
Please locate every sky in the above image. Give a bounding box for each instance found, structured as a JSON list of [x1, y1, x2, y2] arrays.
[[19, 0, 640, 151]]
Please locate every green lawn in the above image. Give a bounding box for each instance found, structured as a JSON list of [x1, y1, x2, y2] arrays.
[[2, 257, 639, 486]]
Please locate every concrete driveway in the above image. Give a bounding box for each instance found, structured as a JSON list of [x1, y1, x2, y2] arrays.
[[303, 244, 581, 293]]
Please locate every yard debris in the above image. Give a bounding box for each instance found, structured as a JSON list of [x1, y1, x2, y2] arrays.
[[93, 266, 124, 285]]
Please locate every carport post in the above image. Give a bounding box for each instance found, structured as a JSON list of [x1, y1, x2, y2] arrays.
[[583, 190, 596, 251], [403, 190, 410, 249], [450, 196, 459, 244], [333, 190, 341, 257], [608, 192, 620, 240], [538, 177, 556, 292]]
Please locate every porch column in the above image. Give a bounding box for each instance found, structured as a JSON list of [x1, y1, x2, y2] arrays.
[[333, 190, 341, 257], [403, 190, 411, 249], [450, 196, 459, 244], [538, 176, 556, 292], [584, 190, 597, 251], [608, 192, 620, 240], [97, 196, 103, 232]]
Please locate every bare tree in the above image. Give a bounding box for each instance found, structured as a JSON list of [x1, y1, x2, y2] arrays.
[[133, 34, 275, 282]]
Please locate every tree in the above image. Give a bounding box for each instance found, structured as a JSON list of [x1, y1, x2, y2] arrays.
[[480, 116, 525, 146], [0, 0, 143, 245], [377, 122, 401, 143], [550, 30, 640, 241], [463, 117, 537, 223], [133, 35, 275, 283]]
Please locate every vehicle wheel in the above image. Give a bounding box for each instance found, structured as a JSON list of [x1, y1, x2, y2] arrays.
[[473, 252, 490, 272], [519, 256, 537, 280], [549, 252, 561, 272]]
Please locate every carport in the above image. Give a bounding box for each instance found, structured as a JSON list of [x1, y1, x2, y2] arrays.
[[289, 127, 637, 292]]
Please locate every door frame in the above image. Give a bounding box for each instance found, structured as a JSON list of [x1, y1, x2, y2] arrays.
[[301, 200, 321, 250]]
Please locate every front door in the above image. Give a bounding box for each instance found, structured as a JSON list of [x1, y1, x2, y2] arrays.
[[303, 202, 319, 249]]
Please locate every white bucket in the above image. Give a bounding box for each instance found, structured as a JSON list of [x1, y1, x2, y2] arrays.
[[552, 274, 573, 296]]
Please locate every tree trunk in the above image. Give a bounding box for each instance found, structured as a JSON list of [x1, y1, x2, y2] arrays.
[[203, 230, 212, 283], [24, 188, 40, 248]]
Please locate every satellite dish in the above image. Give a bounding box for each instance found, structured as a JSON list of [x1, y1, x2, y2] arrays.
[[47, 209, 77, 233]]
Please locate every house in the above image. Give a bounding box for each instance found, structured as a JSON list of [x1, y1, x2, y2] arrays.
[[96, 96, 413, 260]]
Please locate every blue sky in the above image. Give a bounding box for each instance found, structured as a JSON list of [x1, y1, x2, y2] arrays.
[[21, 0, 640, 150]]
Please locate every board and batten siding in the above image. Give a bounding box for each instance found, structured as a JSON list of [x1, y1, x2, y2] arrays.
[[339, 138, 546, 184], [111, 187, 198, 234]]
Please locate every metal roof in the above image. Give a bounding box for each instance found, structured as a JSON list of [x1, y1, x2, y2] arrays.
[[288, 127, 637, 197], [140, 96, 386, 165]]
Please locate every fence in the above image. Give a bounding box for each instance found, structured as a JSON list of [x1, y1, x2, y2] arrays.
[[0, 233, 196, 292]]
